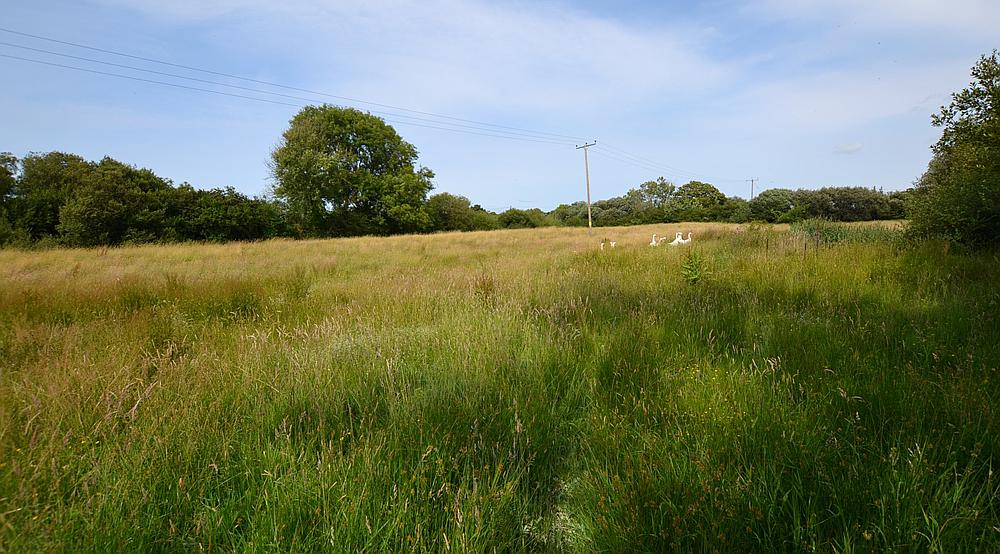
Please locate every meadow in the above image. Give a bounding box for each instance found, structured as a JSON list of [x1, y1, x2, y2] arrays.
[[1, 222, 998, 552]]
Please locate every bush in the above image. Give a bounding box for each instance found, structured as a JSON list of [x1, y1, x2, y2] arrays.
[[498, 208, 556, 229], [749, 189, 795, 222], [426, 193, 498, 232]]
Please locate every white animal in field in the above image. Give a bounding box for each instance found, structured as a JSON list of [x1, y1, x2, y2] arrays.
[[667, 232, 683, 246], [600, 240, 605, 251], [649, 234, 659, 247], [609, 241, 617, 249], [678, 232, 693, 245]]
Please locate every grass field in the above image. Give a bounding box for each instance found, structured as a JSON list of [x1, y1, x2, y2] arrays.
[[1, 222, 998, 551]]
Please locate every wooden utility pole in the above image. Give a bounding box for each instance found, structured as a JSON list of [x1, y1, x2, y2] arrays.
[[576, 141, 597, 232], [747, 177, 758, 200]]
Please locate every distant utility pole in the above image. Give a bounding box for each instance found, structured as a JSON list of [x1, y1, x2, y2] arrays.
[[576, 141, 597, 233], [747, 178, 758, 200]]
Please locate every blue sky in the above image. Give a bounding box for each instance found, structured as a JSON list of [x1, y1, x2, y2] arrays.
[[1, 0, 997, 211]]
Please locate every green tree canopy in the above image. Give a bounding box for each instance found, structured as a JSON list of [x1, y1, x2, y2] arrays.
[[638, 177, 676, 208], [426, 193, 499, 232], [822, 187, 890, 222], [549, 201, 589, 226], [749, 188, 795, 222], [910, 50, 1000, 247], [718, 196, 750, 223], [675, 181, 725, 209], [57, 157, 173, 246], [0, 153, 16, 204], [0, 153, 17, 244], [177, 185, 287, 242], [426, 193, 474, 232], [0, 150, 295, 247], [12, 152, 92, 240], [270, 105, 433, 236], [671, 181, 726, 221], [498, 208, 554, 229]]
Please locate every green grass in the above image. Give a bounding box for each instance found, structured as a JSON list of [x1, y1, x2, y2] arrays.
[[791, 218, 908, 246], [1, 222, 998, 552]]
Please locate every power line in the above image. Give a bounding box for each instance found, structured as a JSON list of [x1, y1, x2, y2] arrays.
[[588, 148, 668, 175], [599, 143, 719, 180], [0, 40, 577, 144], [596, 144, 705, 179], [0, 53, 574, 145], [598, 142, 744, 183], [0, 26, 752, 188], [596, 149, 725, 181], [592, 147, 708, 182], [1, 53, 303, 106], [0, 26, 589, 142], [589, 147, 705, 182], [590, 145, 745, 187]]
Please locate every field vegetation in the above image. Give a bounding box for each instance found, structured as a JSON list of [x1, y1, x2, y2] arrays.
[[2, 221, 998, 551]]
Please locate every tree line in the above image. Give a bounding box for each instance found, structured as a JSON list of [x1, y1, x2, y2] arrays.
[[548, 180, 909, 227], [0, 147, 908, 248], [2, 50, 995, 248], [0, 152, 286, 247]]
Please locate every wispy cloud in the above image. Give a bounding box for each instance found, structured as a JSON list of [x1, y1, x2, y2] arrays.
[[95, 0, 739, 114], [834, 142, 863, 155], [5, 0, 993, 206], [753, 0, 1000, 41]]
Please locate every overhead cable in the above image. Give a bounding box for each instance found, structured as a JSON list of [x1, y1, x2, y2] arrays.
[[0, 26, 589, 142], [0, 53, 574, 145]]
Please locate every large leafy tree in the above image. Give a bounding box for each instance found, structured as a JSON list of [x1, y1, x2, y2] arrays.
[[11, 152, 92, 240], [675, 181, 725, 208], [638, 177, 676, 207], [672, 180, 726, 221], [270, 105, 433, 236], [910, 50, 1000, 246]]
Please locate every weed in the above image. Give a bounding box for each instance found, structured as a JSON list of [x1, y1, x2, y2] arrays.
[[681, 249, 708, 285]]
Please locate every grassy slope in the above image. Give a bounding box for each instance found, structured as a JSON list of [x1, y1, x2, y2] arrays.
[[1, 223, 998, 552]]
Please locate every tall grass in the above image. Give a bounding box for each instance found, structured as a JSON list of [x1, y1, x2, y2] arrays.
[[791, 217, 906, 245], [1, 222, 998, 551]]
